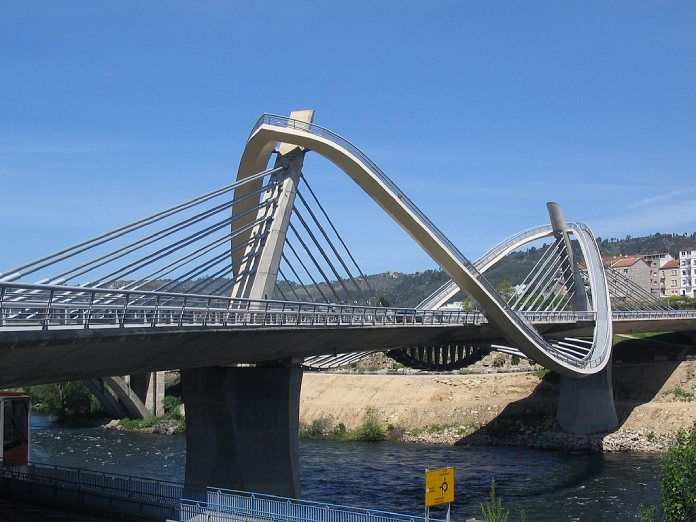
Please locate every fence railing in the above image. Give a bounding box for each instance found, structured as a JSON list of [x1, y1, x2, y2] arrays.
[[0, 460, 182, 519], [180, 488, 444, 522], [2, 281, 694, 334], [0, 460, 443, 522], [0, 281, 485, 331]]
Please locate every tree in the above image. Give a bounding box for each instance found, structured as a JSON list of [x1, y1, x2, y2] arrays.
[[660, 424, 696, 521], [495, 280, 515, 302], [24, 382, 96, 420]]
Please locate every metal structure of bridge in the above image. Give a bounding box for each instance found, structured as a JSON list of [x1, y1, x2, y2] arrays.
[[1, 110, 695, 498]]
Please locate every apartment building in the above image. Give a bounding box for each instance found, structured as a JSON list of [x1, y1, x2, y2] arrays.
[[679, 249, 696, 297], [639, 253, 673, 296], [602, 255, 652, 294], [659, 259, 680, 297]]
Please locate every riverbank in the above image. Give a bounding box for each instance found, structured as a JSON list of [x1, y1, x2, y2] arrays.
[[299, 346, 696, 452], [98, 337, 696, 451]]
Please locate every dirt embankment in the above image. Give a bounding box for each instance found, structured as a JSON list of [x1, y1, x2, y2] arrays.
[[300, 348, 696, 452]]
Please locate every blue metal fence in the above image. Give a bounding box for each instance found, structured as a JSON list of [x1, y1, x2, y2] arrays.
[[0, 460, 443, 522], [180, 488, 444, 522]]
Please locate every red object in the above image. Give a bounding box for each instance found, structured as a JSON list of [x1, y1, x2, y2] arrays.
[[0, 392, 31, 465]]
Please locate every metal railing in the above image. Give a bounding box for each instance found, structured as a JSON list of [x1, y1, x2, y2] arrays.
[[0, 281, 487, 331], [2, 280, 694, 334], [180, 488, 444, 522], [0, 460, 182, 519], [252, 115, 610, 370], [0, 460, 444, 522]]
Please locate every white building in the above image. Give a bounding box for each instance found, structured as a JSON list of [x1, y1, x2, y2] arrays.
[[679, 249, 696, 298]]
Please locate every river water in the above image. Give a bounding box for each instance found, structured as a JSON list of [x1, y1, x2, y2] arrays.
[[31, 414, 660, 521]]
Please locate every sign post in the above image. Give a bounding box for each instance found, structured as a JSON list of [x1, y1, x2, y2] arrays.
[[424, 467, 454, 522]]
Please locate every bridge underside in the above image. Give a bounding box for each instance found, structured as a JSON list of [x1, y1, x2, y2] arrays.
[[1, 318, 694, 388], [0, 324, 502, 388]]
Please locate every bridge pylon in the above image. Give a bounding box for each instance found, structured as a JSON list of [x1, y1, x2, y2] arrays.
[[182, 110, 314, 498], [547, 202, 618, 434], [231, 110, 314, 301]]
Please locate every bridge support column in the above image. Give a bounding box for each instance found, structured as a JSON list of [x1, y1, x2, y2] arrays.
[[547, 202, 618, 434], [182, 361, 302, 497], [128, 372, 165, 416], [557, 361, 618, 434]]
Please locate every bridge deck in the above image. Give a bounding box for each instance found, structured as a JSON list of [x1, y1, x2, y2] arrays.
[[0, 314, 694, 388]]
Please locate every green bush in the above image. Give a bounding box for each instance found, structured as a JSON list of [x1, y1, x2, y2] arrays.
[[481, 478, 510, 522], [162, 395, 182, 418], [355, 407, 386, 442], [492, 354, 507, 368], [660, 424, 696, 521], [119, 416, 159, 430], [532, 368, 550, 379], [480, 479, 527, 522], [636, 503, 658, 522], [23, 381, 99, 420], [671, 387, 694, 402], [299, 418, 332, 439], [329, 423, 349, 440]]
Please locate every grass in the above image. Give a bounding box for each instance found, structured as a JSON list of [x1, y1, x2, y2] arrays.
[[119, 416, 160, 430], [671, 387, 694, 402], [299, 408, 386, 442], [480, 479, 526, 522], [117, 394, 185, 432]]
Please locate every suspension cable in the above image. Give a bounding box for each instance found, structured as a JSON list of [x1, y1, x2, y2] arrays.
[[299, 175, 373, 293], [287, 223, 342, 302], [0, 167, 283, 282], [295, 186, 363, 294]]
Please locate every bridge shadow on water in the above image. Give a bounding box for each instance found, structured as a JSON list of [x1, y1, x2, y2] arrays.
[[455, 331, 696, 449]]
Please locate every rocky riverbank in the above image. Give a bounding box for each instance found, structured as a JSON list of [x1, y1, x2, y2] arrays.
[[98, 340, 696, 452], [300, 347, 696, 453], [400, 416, 676, 452], [101, 414, 184, 435]]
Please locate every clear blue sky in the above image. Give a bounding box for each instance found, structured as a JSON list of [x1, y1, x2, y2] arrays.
[[2, 1, 695, 274]]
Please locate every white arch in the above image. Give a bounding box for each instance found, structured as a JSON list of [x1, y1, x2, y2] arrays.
[[232, 115, 612, 377], [417, 224, 556, 309]]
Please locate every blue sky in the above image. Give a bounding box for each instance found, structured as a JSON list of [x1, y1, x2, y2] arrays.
[[2, 1, 695, 274]]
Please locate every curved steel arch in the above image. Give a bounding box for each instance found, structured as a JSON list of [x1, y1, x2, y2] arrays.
[[232, 114, 612, 377], [417, 224, 556, 310]]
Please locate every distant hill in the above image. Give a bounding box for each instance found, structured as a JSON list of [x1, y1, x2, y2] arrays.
[[304, 232, 696, 308], [136, 232, 696, 309], [595, 232, 696, 258]]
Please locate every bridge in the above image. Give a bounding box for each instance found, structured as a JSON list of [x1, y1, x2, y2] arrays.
[[1, 110, 695, 498]]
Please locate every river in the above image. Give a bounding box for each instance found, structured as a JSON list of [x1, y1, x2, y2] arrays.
[[30, 414, 660, 521]]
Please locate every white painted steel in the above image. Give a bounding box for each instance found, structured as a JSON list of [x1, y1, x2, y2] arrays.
[[236, 115, 613, 376]]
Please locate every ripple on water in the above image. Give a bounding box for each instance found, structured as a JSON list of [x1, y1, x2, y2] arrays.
[[31, 414, 660, 521]]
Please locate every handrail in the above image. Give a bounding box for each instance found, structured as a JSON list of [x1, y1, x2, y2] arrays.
[[417, 224, 555, 309], [5, 278, 690, 332], [252, 115, 611, 373], [0, 460, 445, 522]]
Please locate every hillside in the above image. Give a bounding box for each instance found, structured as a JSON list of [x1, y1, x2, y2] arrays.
[[281, 232, 696, 307], [121, 232, 696, 308]]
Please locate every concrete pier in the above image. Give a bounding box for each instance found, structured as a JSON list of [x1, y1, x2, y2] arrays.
[[182, 361, 303, 497], [557, 362, 618, 434], [547, 202, 618, 434]]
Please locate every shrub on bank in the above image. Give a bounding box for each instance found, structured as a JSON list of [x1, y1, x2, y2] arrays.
[[660, 424, 696, 521], [22, 381, 102, 421], [300, 418, 332, 439], [355, 407, 386, 441], [480, 479, 525, 522], [636, 422, 696, 521], [299, 408, 387, 442]]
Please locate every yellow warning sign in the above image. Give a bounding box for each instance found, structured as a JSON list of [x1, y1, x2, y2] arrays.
[[425, 467, 455, 507]]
